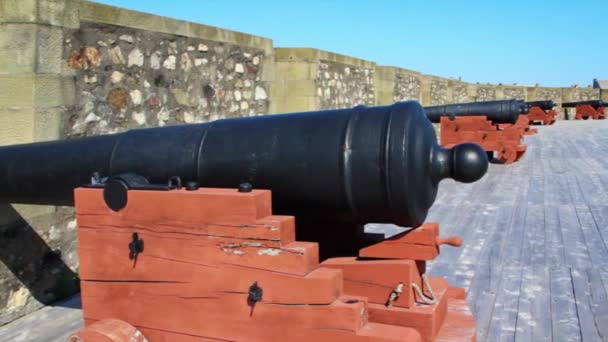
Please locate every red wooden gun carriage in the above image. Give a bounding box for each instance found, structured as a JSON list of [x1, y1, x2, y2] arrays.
[[562, 100, 606, 120], [0, 102, 488, 341], [426, 100, 529, 164]]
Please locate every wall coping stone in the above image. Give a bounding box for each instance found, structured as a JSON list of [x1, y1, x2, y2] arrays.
[[275, 47, 376, 68], [79, 1, 273, 55], [375, 65, 422, 80]]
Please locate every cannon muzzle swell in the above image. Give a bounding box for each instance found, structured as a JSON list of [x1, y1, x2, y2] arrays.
[[425, 99, 527, 124], [0, 101, 487, 227]]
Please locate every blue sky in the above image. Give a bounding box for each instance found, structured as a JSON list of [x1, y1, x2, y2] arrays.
[[93, 0, 607, 87]]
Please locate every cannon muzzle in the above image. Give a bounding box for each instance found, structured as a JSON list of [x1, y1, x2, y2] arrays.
[[424, 99, 527, 124], [0, 101, 487, 227]]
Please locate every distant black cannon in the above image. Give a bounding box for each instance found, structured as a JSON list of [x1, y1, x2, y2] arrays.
[[525, 100, 555, 111], [424, 100, 528, 124], [0, 101, 488, 228], [525, 100, 557, 125], [561, 100, 606, 120], [561, 100, 607, 108]]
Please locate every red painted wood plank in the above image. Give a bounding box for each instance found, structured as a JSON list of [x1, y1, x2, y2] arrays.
[[75, 187, 272, 225]]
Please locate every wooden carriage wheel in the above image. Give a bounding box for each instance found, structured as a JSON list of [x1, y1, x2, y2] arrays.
[[68, 319, 147, 342]]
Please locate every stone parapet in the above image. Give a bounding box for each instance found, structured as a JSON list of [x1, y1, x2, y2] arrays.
[[271, 48, 375, 113]]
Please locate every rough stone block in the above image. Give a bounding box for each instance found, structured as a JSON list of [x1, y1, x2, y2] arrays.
[[0, 0, 36, 24], [275, 48, 375, 70], [0, 23, 37, 72], [466, 83, 478, 99], [284, 80, 317, 97], [525, 87, 537, 100], [270, 96, 317, 113], [0, 23, 64, 73], [374, 77, 397, 105], [35, 25, 65, 74], [275, 62, 315, 81], [0, 74, 75, 108], [0, 107, 63, 146], [374, 66, 396, 81], [374, 79, 394, 94], [83, 4, 190, 37], [0, 0, 80, 28], [275, 47, 320, 63], [33, 107, 63, 142], [375, 89, 394, 106], [0, 107, 37, 145]]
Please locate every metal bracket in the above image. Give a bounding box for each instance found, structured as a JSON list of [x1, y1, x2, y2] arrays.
[[129, 232, 144, 261]]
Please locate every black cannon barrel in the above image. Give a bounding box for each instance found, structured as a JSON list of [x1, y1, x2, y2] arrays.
[[525, 100, 555, 110], [424, 99, 528, 124], [0, 101, 487, 227], [562, 100, 606, 108]]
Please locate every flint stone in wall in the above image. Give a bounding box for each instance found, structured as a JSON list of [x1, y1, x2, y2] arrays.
[[64, 22, 270, 138], [108, 46, 125, 64], [128, 48, 144, 67], [315, 61, 375, 110], [67, 47, 102, 70]]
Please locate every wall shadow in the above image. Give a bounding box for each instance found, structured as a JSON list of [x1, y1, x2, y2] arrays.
[[0, 204, 79, 309]]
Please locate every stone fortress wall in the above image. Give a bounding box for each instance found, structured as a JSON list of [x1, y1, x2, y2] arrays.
[[0, 0, 604, 325]]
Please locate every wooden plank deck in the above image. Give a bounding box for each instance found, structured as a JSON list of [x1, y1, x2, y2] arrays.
[[0, 119, 607, 341], [425, 119, 608, 342]]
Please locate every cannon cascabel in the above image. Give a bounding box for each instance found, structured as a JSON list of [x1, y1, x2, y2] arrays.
[[0, 101, 488, 227]]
